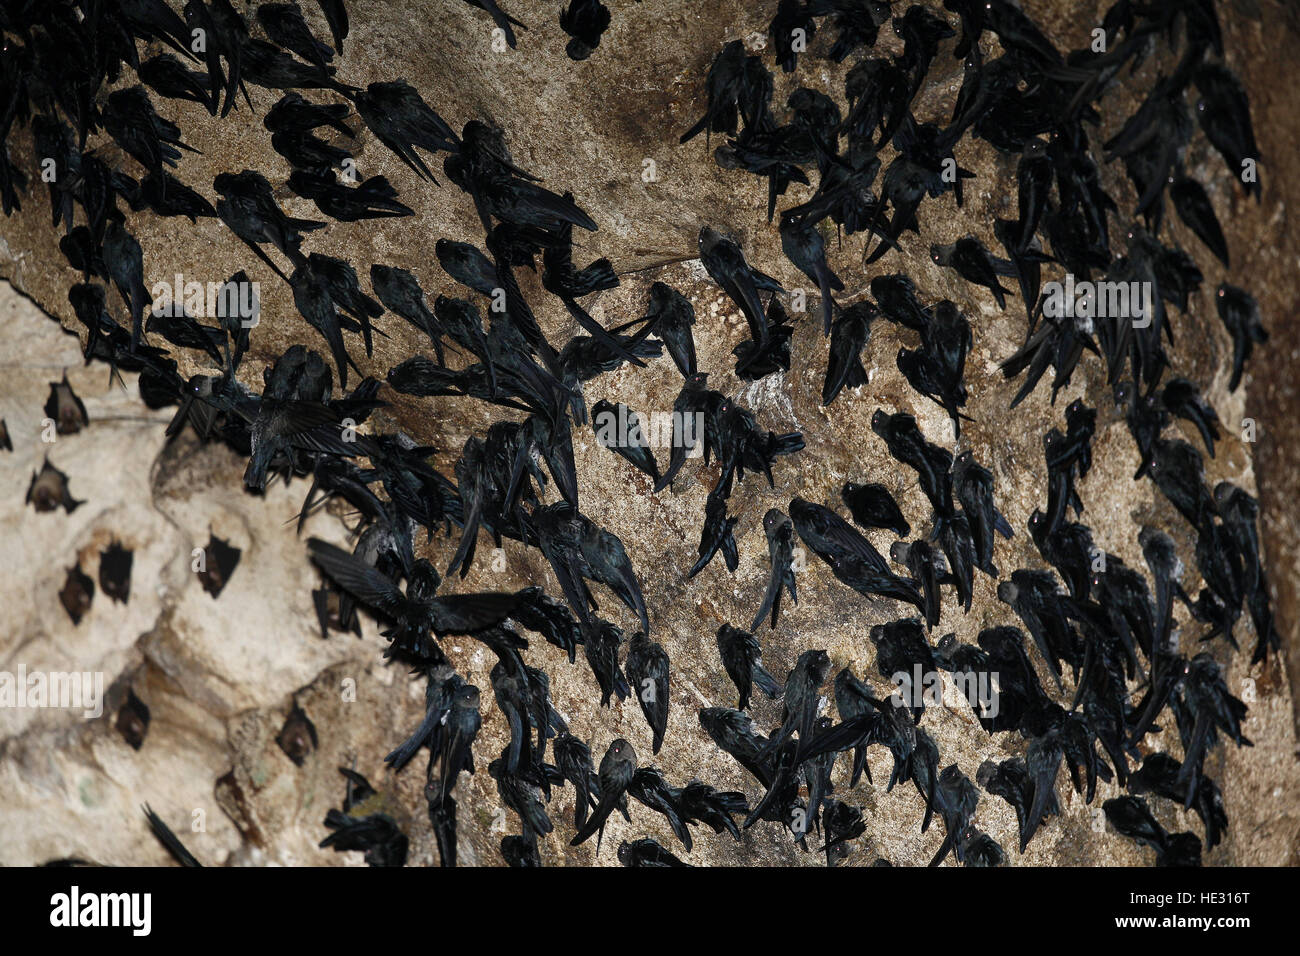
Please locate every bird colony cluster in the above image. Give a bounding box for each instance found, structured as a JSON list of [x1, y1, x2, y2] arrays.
[[0, 0, 1280, 867]]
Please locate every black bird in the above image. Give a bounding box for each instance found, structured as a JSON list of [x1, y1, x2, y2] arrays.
[[500, 831, 542, 868], [1170, 173, 1228, 266], [289, 259, 360, 388], [134, 172, 218, 223], [102, 87, 195, 188], [1128, 753, 1228, 850], [643, 281, 697, 377], [239, 38, 356, 96], [138, 54, 215, 113], [688, 487, 739, 578], [306, 539, 524, 660], [145, 307, 226, 367], [626, 632, 670, 754], [460, 0, 526, 48], [984, 0, 1062, 66], [492, 662, 538, 777], [1104, 796, 1202, 867], [320, 809, 409, 867], [288, 171, 413, 222], [679, 41, 754, 145], [1215, 284, 1268, 393], [819, 799, 866, 867], [527, 502, 650, 633], [997, 569, 1078, 691], [753, 508, 797, 630], [1193, 63, 1260, 200], [432, 685, 485, 803], [370, 265, 446, 361], [121, 0, 202, 62], [698, 226, 784, 367], [143, 806, 203, 867], [678, 780, 748, 839], [1139, 525, 1182, 655], [953, 450, 1012, 576], [896, 345, 970, 439], [265, 91, 353, 138], [842, 482, 909, 538], [779, 214, 842, 334], [930, 764, 979, 867], [871, 273, 931, 333], [570, 738, 637, 852], [355, 81, 459, 183], [592, 400, 661, 484], [993, 217, 1050, 325], [1147, 438, 1217, 534], [960, 829, 1006, 867], [870, 617, 935, 722], [182, 0, 248, 118], [554, 733, 599, 830], [1028, 511, 1096, 601], [216, 170, 324, 282], [1216, 482, 1280, 664], [102, 221, 151, 350], [791, 497, 925, 612], [317, 0, 349, 52], [582, 619, 631, 706], [823, 667, 888, 787], [436, 238, 499, 296], [762, 648, 831, 758], [769, 0, 816, 73], [628, 767, 691, 848], [1015, 138, 1053, 249], [935, 512, 978, 613], [618, 838, 689, 867], [257, 3, 334, 70], [978, 757, 1059, 852], [490, 756, 553, 841], [823, 300, 876, 405], [870, 410, 953, 519], [384, 665, 462, 770], [889, 540, 945, 629], [931, 236, 1014, 310], [426, 786, 458, 867], [559, 0, 610, 61], [699, 707, 774, 788], [893, 4, 955, 98], [716, 624, 783, 711], [943, 0, 986, 61], [1161, 377, 1220, 458], [841, 57, 910, 148]]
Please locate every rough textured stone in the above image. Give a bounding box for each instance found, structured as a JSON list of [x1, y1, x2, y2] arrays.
[[0, 0, 1296, 866]]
